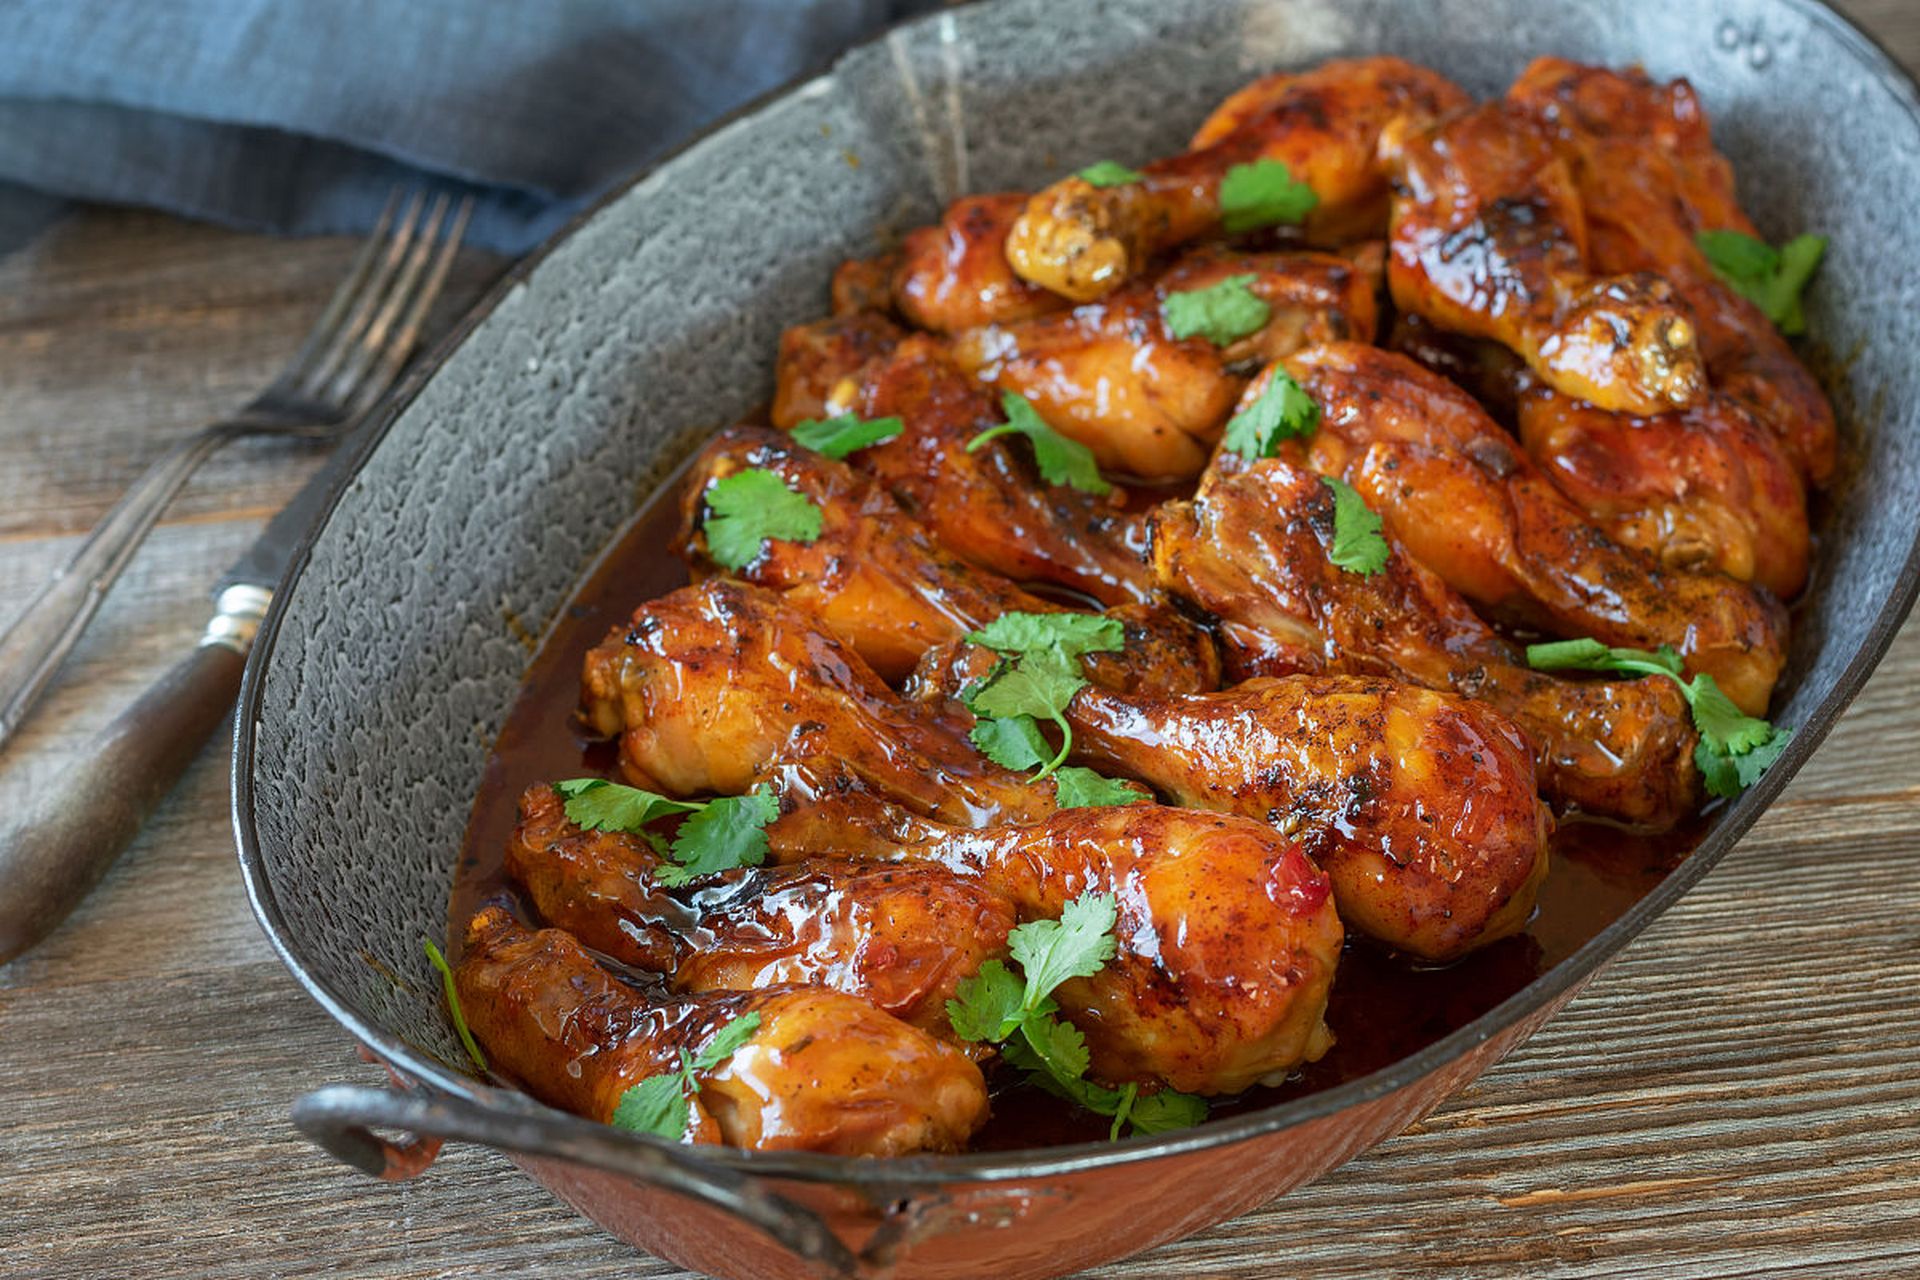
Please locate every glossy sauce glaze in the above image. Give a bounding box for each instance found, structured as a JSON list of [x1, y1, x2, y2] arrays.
[[452, 464, 1705, 1149]]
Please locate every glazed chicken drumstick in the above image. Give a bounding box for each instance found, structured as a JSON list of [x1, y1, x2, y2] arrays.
[[582, 579, 1061, 823], [1268, 343, 1789, 715], [947, 246, 1379, 479], [1150, 455, 1699, 828], [506, 784, 1016, 1036], [767, 800, 1343, 1096], [676, 426, 1219, 692], [910, 646, 1552, 963], [1382, 100, 1707, 416], [1505, 57, 1836, 486], [455, 906, 989, 1153], [1004, 56, 1470, 300]]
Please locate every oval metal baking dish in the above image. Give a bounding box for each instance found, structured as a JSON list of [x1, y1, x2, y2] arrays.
[[233, 1, 1920, 1276]]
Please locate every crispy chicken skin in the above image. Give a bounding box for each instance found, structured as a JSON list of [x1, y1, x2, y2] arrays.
[[1383, 100, 1706, 416], [1515, 385, 1809, 599], [581, 580, 1058, 824], [1005, 57, 1470, 301], [1271, 343, 1789, 715], [1505, 57, 1836, 486], [1151, 456, 1699, 827], [455, 906, 989, 1153], [894, 193, 1068, 333], [767, 802, 1342, 1095], [677, 426, 1218, 691], [948, 248, 1380, 479], [505, 785, 1016, 1035], [844, 337, 1159, 605], [910, 643, 1552, 962]]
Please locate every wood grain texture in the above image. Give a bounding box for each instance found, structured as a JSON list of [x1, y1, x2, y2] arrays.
[[2, 3, 1917, 1275]]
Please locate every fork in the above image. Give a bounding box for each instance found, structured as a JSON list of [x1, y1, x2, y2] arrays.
[[0, 190, 472, 750]]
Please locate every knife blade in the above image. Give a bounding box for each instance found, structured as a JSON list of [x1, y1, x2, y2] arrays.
[[0, 423, 379, 965]]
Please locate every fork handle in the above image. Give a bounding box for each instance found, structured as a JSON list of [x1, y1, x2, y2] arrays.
[[0, 586, 269, 964], [0, 424, 242, 748]]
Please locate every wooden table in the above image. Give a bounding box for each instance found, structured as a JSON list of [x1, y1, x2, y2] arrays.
[[3, 5, 1917, 1275]]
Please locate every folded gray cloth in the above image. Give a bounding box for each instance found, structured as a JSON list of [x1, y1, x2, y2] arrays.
[[0, 0, 935, 255]]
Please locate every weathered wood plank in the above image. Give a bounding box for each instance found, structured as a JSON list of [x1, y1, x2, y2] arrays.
[[2, 3, 1918, 1275]]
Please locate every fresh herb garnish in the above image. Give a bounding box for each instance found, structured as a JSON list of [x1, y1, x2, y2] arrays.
[[1078, 160, 1146, 188], [424, 939, 487, 1073], [946, 891, 1206, 1139], [609, 1012, 763, 1140], [1524, 639, 1794, 798], [699, 468, 823, 570], [965, 392, 1111, 496], [1221, 367, 1319, 460], [554, 779, 778, 886], [1218, 159, 1318, 234], [1695, 229, 1827, 336], [1161, 273, 1272, 345], [1319, 476, 1389, 576], [963, 613, 1126, 782], [1051, 766, 1149, 809], [789, 413, 904, 459]]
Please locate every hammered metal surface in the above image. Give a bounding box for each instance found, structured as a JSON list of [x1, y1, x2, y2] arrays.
[[246, 0, 1919, 1150]]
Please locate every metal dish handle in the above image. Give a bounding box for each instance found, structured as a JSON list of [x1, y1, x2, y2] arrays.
[[292, 1084, 860, 1276]]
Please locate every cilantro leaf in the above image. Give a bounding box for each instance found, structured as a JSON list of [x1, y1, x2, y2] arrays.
[[967, 612, 1125, 662], [788, 413, 903, 459], [611, 1011, 762, 1139], [554, 779, 701, 835], [692, 1011, 763, 1071], [1219, 159, 1318, 234], [1078, 160, 1146, 188], [608, 1070, 690, 1139], [946, 959, 1028, 1043], [1222, 368, 1319, 460], [1522, 639, 1683, 679], [965, 392, 1111, 495], [1527, 638, 1792, 796], [970, 713, 1054, 771], [947, 892, 1207, 1141], [700, 468, 823, 570], [1009, 890, 1118, 1006], [1161, 274, 1273, 345], [1125, 1087, 1208, 1135], [1688, 673, 1776, 756], [424, 939, 487, 1073], [1052, 766, 1148, 809], [1319, 476, 1388, 575], [1696, 229, 1827, 336], [967, 651, 1087, 724], [657, 785, 778, 886]]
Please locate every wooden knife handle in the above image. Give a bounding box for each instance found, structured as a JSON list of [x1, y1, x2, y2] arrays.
[[0, 587, 268, 965]]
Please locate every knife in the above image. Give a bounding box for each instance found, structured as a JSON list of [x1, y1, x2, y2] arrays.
[[0, 443, 357, 964]]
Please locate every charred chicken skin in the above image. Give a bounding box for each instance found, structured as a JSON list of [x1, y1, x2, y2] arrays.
[[948, 247, 1379, 479], [581, 580, 1060, 825], [1270, 343, 1789, 715], [455, 906, 990, 1153], [677, 425, 1219, 691], [1505, 57, 1836, 486], [766, 801, 1343, 1095], [1383, 100, 1707, 416], [506, 784, 1016, 1035], [1152, 456, 1699, 828], [1005, 57, 1470, 300]]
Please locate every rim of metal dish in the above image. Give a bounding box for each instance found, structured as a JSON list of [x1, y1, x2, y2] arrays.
[[234, 0, 1920, 1192]]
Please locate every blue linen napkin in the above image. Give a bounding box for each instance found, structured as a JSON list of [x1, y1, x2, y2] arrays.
[[0, 0, 937, 256]]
